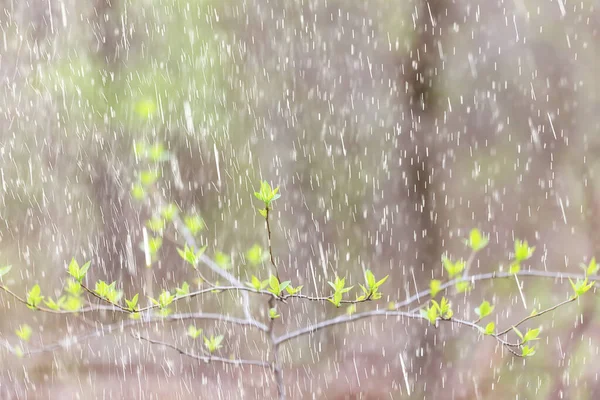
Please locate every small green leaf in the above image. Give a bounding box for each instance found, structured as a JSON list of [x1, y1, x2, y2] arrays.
[[204, 334, 224, 353], [125, 294, 139, 311], [246, 244, 268, 265], [569, 277, 596, 297], [346, 304, 357, 315], [421, 305, 438, 325], [522, 327, 541, 343], [64, 279, 83, 296], [176, 282, 190, 297], [465, 228, 489, 252], [187, 325, 203, 339], [61, 295, 82, 311], [258, 209, 268, 218], [214, 252, 232, 270], [327, 291, 343, 308], [147, 237, 163, 255], [146, 216, 165, 232], [585, 257, 599, 276], [442, 255, 466, 278], [161, 203, 178, 221], [131, 184, 146, 201], [134, 98, 157, 118], [140, 170, 160, 186], [15, 325, 32, 342], [514, 239, 535, 262], [268, 275, 281, 295], [148, 142, 169, 162], [269, 307, 280, 319], [509, 262, 521, 274], [484, 322, 495, 335], [285, 284, 303, 295], [184, 215, 204, 236], [474, 300, 494, 319], [26, 284, 43, 309], [430, 279, 442, 298], [44, 297, 65, 311], [455, 281, 472, 293], [0, 265, 13, 279], [521, 345, 536, 357]]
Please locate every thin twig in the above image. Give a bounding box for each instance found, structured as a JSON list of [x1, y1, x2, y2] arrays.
[[394, 269, 599, 311], [22, 311, 267, 356], [496, 297, 576, 336], [132, 333, 271, 368], [263, 204, 285, 400]]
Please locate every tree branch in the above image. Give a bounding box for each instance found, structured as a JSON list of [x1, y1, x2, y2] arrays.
[[132, 333, 271, 368]]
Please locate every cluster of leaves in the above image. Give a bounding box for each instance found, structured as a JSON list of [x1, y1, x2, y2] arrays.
[[254, 181, 281, 216]]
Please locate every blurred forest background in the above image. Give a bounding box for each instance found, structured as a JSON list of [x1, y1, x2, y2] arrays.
[[1, 0, 600, 399]]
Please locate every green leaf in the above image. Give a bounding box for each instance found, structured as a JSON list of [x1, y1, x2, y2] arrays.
[[246, 275, 263, 291], [585, 257, 599, 276], [285, 285, 303, 295], [279, 281, 291, 292], [64, 279, 83, 296], [94, 280, 121, 303], [327, 291, 343, 308], [156, 290, 175, 309], [44, 297, 65, 311], [131, 184, 146, 201], [484, 322, 495, 335], [140, 170, 160, 186], [125, 294, 139, 311], [465, 228, 489, 252], [15, 325, 32, 342], [522, 327, 541, 343], [514, 239, 535, 262], [0, 265, 12, 279], [430, 279, 442, 298], [214, 252, 232, 270], [161, 203, 179, 221], [442, 255, 466, 278], [134, 98, 157, 118], [175, 282, 190, 297], [26, 284, 43, 309], [521, 345, 536, 357], [258, 209, 267, 218], [187, 325, 203, 339], [421, 305, 438, 325], [204, 334, 224, 353], [268, 275, 280, 295], [509, 262, 521, 274], [184, 215, 204, 236], [177, 244, 206, 267], [61, 295, 82, 311], [269, 307, 280, 319], [346, 304, 357, 315], [455, 281, 472, 293], [146, 216, 165, 232], [67, 259, 91, 282], [254, 181, 281, 206], [246, 244, 268, 265], [569, 277, 595, 297], [365, 270, 376, 288], [437, 297, 453, 319], [148, 142, 169, 162], [147, 237, 163, 255], [474, 300, 494, 319]]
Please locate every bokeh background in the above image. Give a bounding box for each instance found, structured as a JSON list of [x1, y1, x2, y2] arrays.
[[1, 0, 599, 399]]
